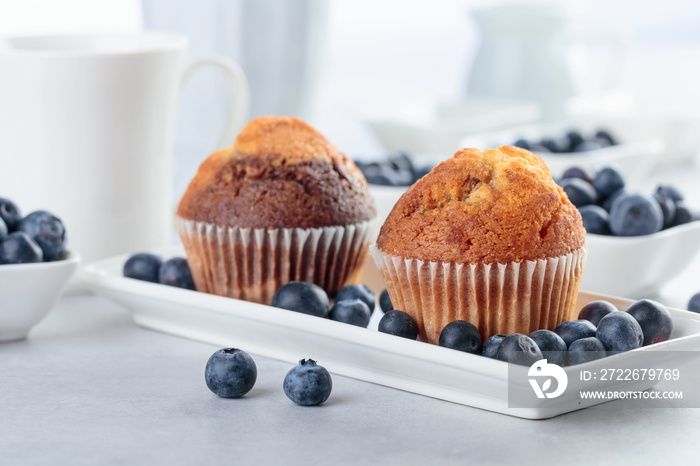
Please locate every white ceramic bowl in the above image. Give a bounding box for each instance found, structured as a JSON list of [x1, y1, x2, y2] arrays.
[[458, 123, 664, 181], [581, 222, 700, 299], [0, 251, 80, 342]]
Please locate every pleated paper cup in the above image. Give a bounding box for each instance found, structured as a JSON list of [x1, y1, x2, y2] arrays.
[[177, 216, 379, 305], [370, 244, 587, 345]]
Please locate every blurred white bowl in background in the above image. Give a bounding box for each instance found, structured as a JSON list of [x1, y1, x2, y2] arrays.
[[458, 123, 664, 181], [364, 97, 541, 156], [0, 251, 80, 342], [582, 222, 700, 299]]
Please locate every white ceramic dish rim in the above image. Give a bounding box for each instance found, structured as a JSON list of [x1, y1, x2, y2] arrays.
[[0, 250, 80, 269], [585, 220, 700, 244]]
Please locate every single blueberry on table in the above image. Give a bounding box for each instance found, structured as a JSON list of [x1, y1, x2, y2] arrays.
[[335, 284, 375, 312], [379, 289, 393, 314], [0, 217, 7, 242], [579, 204, 611, 235], [123, 253, 163, 283], [0, 197, 21, 231], [481, 334, 506, 359], [596, 312, 643, 352], [559, 177, 597, 208], [688, 292, 700, 313], [329, 299, 371, 328], [272, 281, 330, 318], [553, 320, 597, 347], [378, 310, 418, 340], [283, 359, 332, 406], [17, 210, 66, 261], [568, 337, 607, 366], [561, 166, 594, 185], [158, 257, 195, 290], [656, 185, 684, 204], [578, 300, 618, 326], [625, 299, 673, 346], [204, 348, 257, 398], [565, 130, 585, 152], [438, 320, 482, 354], [609, 193, 663, 236], [653, 191, 677, 230], [529, 329, 567, 366], [602, 189, 625, 213], [0, 231, 43, 264], [495, 334, 543, 366], [593, 166, 625, 200]]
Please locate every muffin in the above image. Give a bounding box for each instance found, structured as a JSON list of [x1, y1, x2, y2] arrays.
[[177, 116, 378, 304], [371, 146, 586, 344]]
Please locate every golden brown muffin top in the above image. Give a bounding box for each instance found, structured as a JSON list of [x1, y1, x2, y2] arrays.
[[376, 146, 585, 264], [177, 116, 377, 229]]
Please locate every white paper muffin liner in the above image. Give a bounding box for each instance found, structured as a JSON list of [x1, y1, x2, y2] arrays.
[[370, 244, 587, 345], [177, 216, 380, 305]]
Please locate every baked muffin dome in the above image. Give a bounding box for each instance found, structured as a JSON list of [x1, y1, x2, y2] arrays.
[[376, 146, 585, 264], [177, 116, 376, 229]]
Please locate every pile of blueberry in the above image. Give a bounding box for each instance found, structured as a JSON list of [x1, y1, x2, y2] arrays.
[[205, 348, 332, 406], [271, 281, 393, 327], [513, 128, 617, 154], [123, 252, 195, 290], [0, 197, 67, 264], [558, 165, 699, 236], [375, 297, 673, 366], [354, 153, 433, 187]]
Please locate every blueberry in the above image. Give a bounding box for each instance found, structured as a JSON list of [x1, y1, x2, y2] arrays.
[[656, 185, 684, 204], [689, 292, 700, 313], [595, 129, 617, 146], [593, 166, 625, 200], [596, 312, 643, 352], [378, 310, 418, 340], [625, 299, 673, 346], [204, 348, 257, 398], [17, 211, 66, 261], [541, 136, 570, 153], [388, 152, 416, 178], [283, 359, 332, 406], [559, 178, 597, 207], [565, 130, 585, 152], [0, 231, 43, 264], [671, 203, 696, 227], [568, 337, 607, 365], [0, 198, 21, 232], [158, 257, 195, 290], [0, 217, 7, 242], [602, 189, 625, 213], [379, 289, 393, 314], [561, 166, 594, 185], [609, 193, 663, 236], [653, 192, 677, 229], [272, 281, 330, 318], [578, 300, 618, 326], [335, 284, 375, 312], [438, 320, 481, 354], [579, 204, 611, 235], [123, 253, 163, 283], [553, 319, 597, 347], [495, 334, 543, 366], [329, 299, 371, 327], [513, 138, 531, 150], [572, 139, 605, 152], [529, 329, 567, 366], [481, 334, 506, 359]]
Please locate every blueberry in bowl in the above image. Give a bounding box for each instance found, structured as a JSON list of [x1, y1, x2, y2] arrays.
[[495, 334, 543, 366], [528, 329, 567, 366], [271, 281, 330, 318], [553, 319, 597, 347], [123, 253, 163, 283], [609, 193, 663, 236], [438, 320, 482, 354], [329, 299, 371, 328], [158, 257, 196, 290], [17, 210, 67, 261]]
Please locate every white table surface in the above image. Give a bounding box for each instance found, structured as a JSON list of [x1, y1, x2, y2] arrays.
[[3, 160, 700, 465]]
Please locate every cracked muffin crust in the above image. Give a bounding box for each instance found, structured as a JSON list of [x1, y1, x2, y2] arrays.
[[376, 146, 585, 264], [177, 116, 376, 229]]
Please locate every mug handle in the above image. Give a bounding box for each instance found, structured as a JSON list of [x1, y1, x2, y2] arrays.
[[181, 53, 250, 150]]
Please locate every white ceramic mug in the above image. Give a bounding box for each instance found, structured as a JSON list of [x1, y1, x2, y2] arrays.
[[0, 32, 249, 261]]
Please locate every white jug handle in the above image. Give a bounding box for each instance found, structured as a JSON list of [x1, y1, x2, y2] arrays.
[[181, 53, 250, 150]]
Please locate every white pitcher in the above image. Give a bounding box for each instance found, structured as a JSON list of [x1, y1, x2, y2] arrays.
[[0, 32, 249, 261]]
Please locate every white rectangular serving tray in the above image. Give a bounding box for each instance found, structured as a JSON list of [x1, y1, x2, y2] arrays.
[[79, 249, 700, 419]]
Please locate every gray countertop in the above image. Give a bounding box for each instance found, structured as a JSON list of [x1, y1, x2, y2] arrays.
[[3, 291, 700, 465]]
